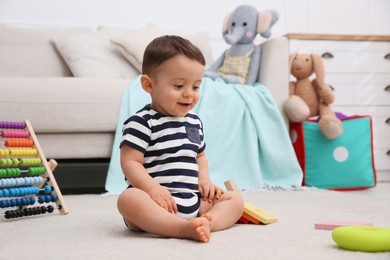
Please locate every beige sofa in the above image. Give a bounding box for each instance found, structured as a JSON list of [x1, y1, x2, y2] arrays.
[[0, 24, 289, 192]]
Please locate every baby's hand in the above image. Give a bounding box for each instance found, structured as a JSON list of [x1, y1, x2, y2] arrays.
[[198, 180, 224, 203], [147, 185, 178, 214]]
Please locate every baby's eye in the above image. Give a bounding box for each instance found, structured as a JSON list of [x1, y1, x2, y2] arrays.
[[193, 86, 200, 90], [174, 84, 184, 89]]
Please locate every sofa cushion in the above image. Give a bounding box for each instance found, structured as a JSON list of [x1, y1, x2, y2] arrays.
[[0, 77, 130, 133], [0, 25, 91, 77], [53, 32, 139, 79], [101, 24, 214, 73], [37, 132, 115, 159]]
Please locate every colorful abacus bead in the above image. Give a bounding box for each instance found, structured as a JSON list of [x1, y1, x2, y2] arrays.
[[0, 121, 26, 129], [0, 130, 30, 138], [38, 195, 58, 204], [0, 197, 35, 208], [20, 158, 41, 167], [1, 158, 21, 167], [0, 158, 20, 166], [5, 140, 34, 147], [4, 205, 53, 219], [0, 168, 21, 177], [47, 205, 55, 213], [0, 149, 10, 157], [0, 176, 43, 187], [43, 185, 53, 194], [0, 186, 40, 197], [0, 159, 12, 167], [12, 158, 19, 166], [28, 166, 45, 175], [51, 194, 58, 202], [9, 148, 38, 156]]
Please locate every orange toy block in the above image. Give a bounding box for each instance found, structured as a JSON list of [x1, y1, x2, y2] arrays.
[[238, 216, 250, 224], [242, 212, 260, 224], [244, 202, 277, 224], [224, 178, 239, 192]]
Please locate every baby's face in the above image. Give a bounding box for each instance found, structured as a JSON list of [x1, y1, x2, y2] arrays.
[[148, 55, 204, 117]]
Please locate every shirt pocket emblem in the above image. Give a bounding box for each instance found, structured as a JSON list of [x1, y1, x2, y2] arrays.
[[185, 127, 201, 144]]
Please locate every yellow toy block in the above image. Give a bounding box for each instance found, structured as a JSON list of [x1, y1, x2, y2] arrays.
[[224, 178, 239, 192], [244, 202, 277, 224]]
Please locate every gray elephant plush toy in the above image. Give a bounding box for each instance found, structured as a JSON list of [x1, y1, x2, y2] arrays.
[[204, 5, 279, 86]]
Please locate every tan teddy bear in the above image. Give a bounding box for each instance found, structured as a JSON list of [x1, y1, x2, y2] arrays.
[[283, 53, 343, 139]]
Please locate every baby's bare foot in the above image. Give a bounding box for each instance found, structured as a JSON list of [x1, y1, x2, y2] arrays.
[[189, 216, 211, 243], [201, 213, 214, 230]]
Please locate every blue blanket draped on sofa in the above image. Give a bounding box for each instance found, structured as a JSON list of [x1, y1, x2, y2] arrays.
[[105, 77, 302, 193]]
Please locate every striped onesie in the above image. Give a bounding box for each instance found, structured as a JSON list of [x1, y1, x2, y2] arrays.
[[120, 104, 206, 219]]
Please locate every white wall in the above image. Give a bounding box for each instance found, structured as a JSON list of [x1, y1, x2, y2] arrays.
[[0, 0, 278, 32], [1, 0, 389, 54]]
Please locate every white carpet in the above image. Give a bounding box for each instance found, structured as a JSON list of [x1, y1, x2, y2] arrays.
[[1, 184, 390, 260]]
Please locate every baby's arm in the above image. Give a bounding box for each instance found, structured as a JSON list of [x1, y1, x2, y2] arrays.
[[197, 151, 224, 203], [120, 145, 177, 213]]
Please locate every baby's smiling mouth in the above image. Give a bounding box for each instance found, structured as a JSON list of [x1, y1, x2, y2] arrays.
[[178, 102, 191, 107]]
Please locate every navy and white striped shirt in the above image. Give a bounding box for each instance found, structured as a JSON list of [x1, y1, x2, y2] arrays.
[[120, 104, 206, 194]]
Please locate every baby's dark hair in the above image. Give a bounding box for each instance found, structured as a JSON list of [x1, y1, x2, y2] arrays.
[[142, 35, 205, 76]]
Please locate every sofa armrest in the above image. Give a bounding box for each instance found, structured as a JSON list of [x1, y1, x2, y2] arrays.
[[0, 77, 131, 133], [257, 37, 289, 127]]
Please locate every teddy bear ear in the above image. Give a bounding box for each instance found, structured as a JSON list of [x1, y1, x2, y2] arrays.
[[222, 12, 232, 34], [311, 53, 325, 83], [289, 52, 298, 72]]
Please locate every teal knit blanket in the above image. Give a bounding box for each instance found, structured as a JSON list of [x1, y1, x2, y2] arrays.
[[105, 77, 302, 193]]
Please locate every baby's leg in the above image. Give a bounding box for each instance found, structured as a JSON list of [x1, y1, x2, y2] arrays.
[[199, 191, 244, 232], [117, 188, 211, 242]]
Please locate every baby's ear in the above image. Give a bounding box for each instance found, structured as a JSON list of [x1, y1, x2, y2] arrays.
[[140, 75, 153, 93]]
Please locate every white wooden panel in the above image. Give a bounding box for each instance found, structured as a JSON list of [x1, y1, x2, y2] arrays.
[[374, 145, 390, 170], [326, 74, 390, 84], [327, 75, 390, 105], [372, 116, 390, 139], [321, 52, 390, 74], [374, 137, 390, 150], [327, 74, 390, 107], [331, 83, 390, 105]]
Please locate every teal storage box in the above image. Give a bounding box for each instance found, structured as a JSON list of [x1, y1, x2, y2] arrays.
[[290, 115, 377, 190]]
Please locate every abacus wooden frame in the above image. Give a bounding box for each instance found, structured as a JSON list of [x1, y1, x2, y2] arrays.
[[24, 120, 69, 215]]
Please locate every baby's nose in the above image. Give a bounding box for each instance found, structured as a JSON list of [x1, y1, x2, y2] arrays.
[[183, 89, 193, 97]]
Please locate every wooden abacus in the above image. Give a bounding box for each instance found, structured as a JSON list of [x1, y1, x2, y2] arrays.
[[0, 120, 69, 219]]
